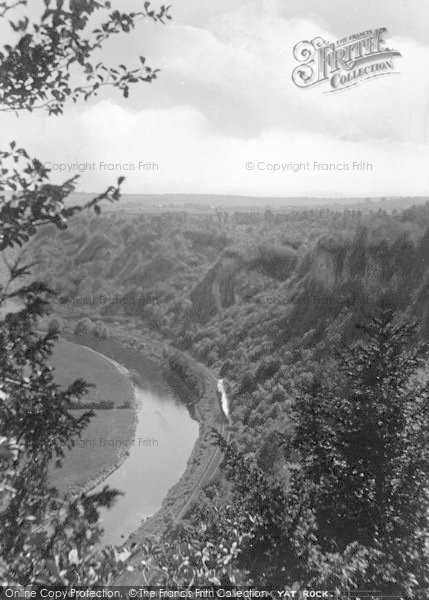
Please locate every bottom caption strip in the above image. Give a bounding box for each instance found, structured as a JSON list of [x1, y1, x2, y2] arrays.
[[0, 588, 410, 600]]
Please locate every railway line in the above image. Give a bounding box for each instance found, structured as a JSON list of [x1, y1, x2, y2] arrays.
[[114, 372, 230, 585]]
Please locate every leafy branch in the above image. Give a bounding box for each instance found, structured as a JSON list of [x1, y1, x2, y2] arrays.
[[0, 0, 171, 114]]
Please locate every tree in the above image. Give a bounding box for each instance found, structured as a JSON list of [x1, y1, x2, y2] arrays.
[[74, 316, 93, 335], [48, 316, 63, 333], [0, 0, 169, 585], [145, 311, 429, 595], [293, 309, 429, 597], [117, 434, 316, 588], [93, 320, 108, 338], [0, 0, 171, 115]]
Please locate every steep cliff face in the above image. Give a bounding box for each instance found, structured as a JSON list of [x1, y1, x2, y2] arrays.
[[296, 229, 424, 297], [280, 230, 429, 342], [190, 256, 252, 323], [188, 228, 429, 341], [29, 208, 429, 346], [189, 245, 298, 323], [308, 246, 342, 290]]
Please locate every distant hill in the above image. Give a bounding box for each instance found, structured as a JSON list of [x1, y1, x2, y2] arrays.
[[68, 192, 429, 214]]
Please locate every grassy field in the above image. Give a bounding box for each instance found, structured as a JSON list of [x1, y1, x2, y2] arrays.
[[49, 339, 133, 408], [48, 339, 136, 493]]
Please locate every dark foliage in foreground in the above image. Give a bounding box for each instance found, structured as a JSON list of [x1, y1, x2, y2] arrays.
[[0, 0, 168, 584], [122, 310, 428, 596]]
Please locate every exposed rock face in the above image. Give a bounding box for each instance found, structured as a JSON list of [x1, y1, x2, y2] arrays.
[[190, 257, 242, 322], [309, 246, 340, 290], [29, 211, 429, 342], [188, 229, 429, 339]]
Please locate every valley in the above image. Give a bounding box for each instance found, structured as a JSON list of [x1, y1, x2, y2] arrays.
[[9, 197, 429, 589]]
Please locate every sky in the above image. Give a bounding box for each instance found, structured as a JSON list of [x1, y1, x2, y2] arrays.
[[0, 0, 428, 198]]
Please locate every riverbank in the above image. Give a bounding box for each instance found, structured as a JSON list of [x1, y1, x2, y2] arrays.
[[62, 323, 222, 542], [49, 338, 137, 496]]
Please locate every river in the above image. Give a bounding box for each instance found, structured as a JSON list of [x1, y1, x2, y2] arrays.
[[74, 339, 200, 546]]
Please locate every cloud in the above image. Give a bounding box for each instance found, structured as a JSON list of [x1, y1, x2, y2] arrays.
[[0, 2, 428, 198], [150, 11, 429, 146], [1, 100, 427, 197]]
